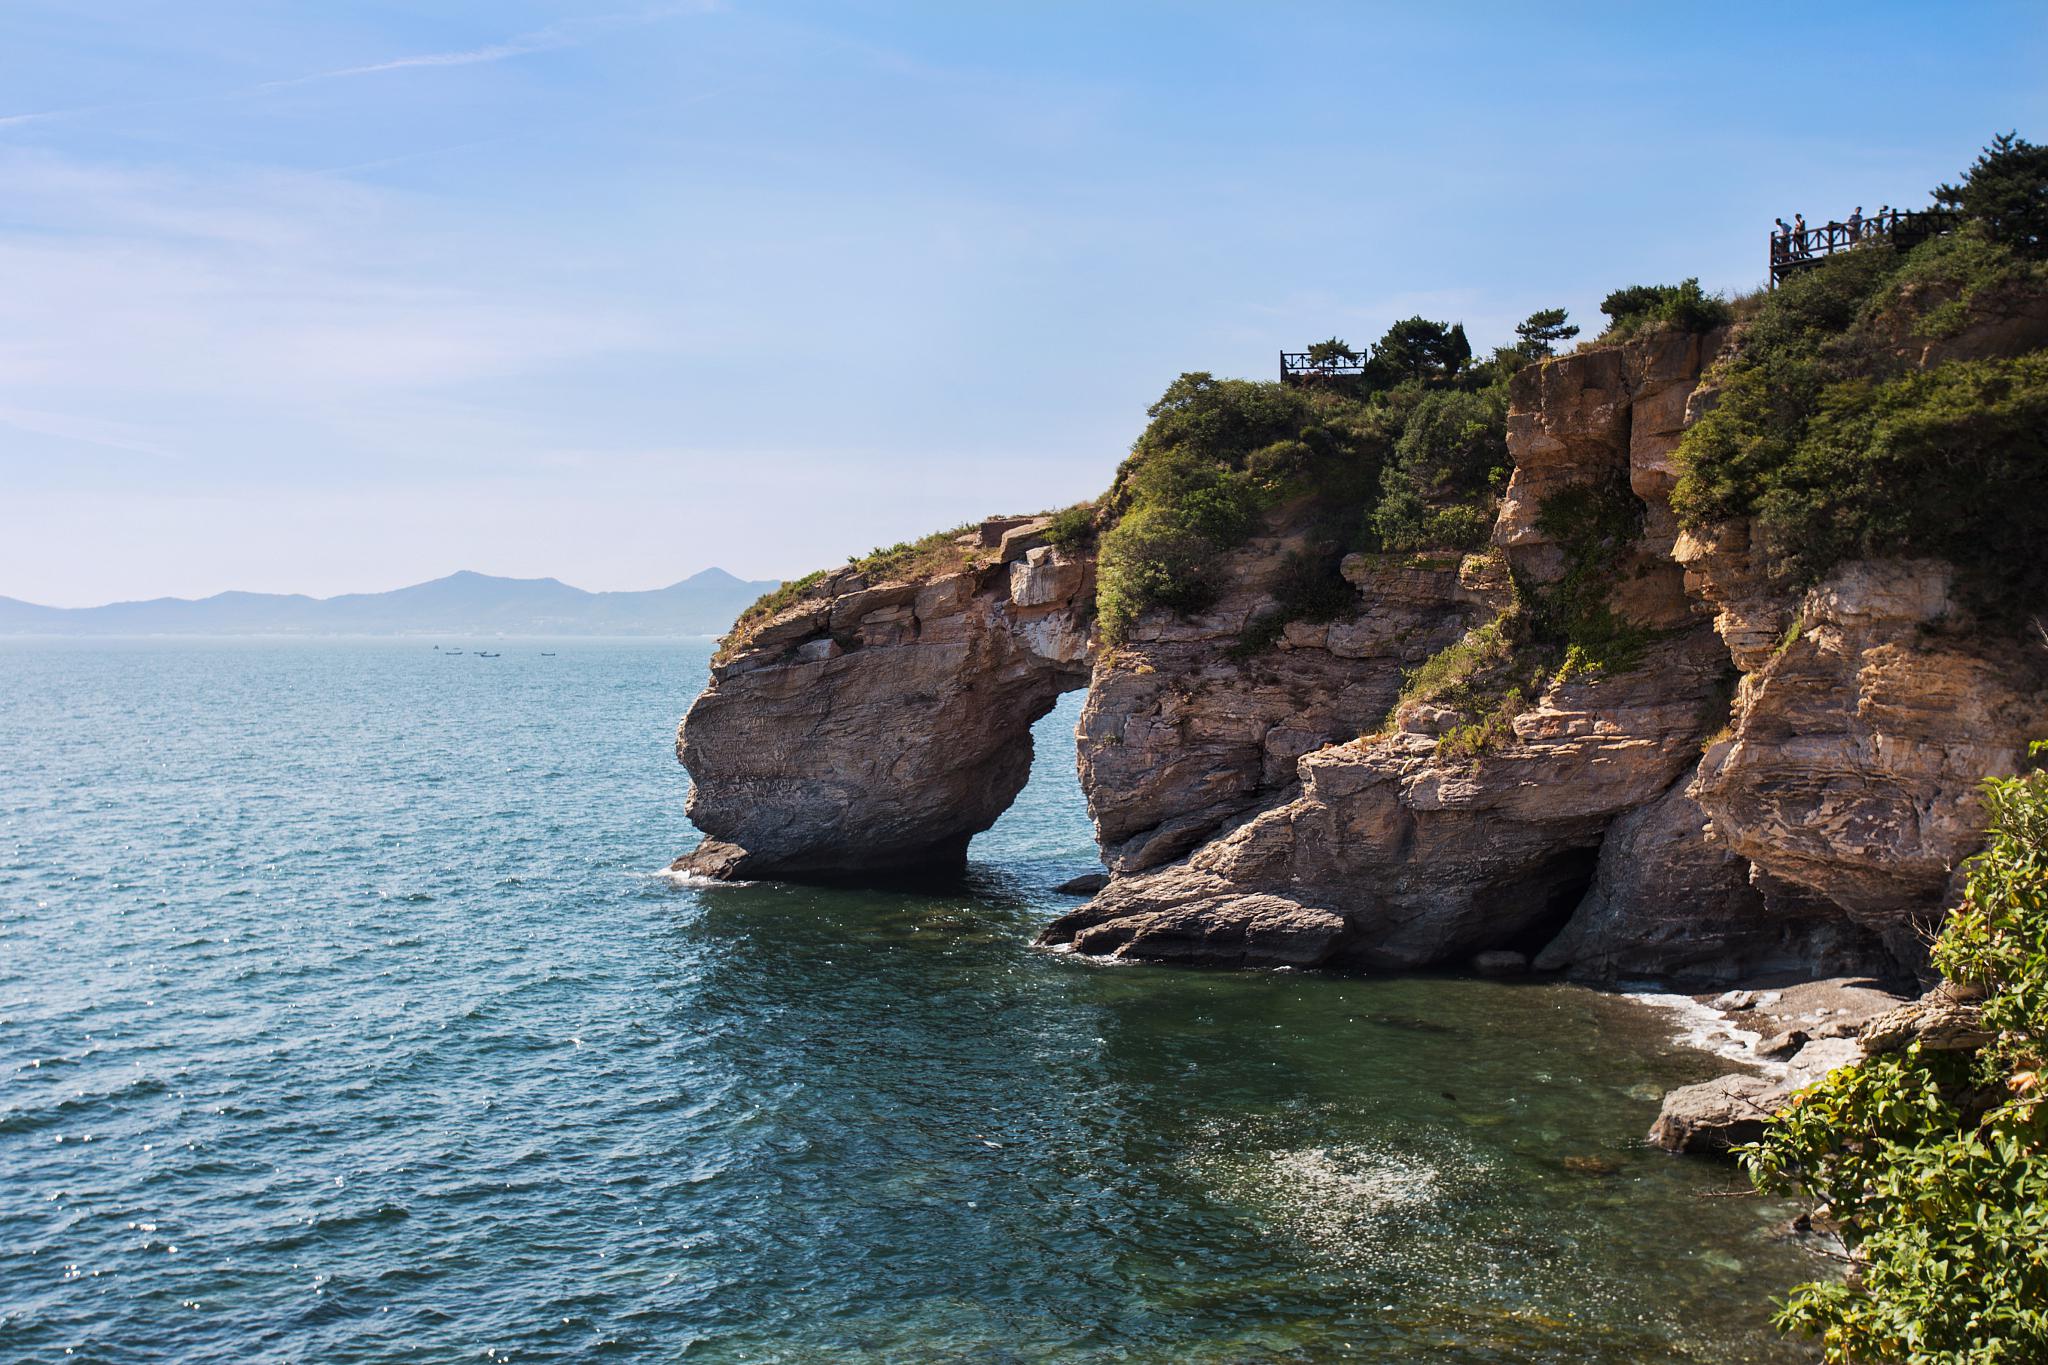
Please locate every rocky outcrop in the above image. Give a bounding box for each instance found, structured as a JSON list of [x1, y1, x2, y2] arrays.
[[672, 517, 1094, 880], [1047, 629, 1730, 969], [673, 313, 2044, 990], [1079, 542, 1503, 874], [1645, 980, 1966, 1154], [1687, 559, 2048, 966], [1045, 332, 1764, 971], [1533, 776, 1890, 987]]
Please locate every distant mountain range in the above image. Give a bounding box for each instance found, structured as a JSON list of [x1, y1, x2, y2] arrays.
[[0, 569, 779, 637]]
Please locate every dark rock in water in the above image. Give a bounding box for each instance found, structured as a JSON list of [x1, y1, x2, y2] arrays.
[[1062, 895, 1351, 970], [1056, 871, 1110, 896], [1648, 1074, 1787, 1153], [1470, 949, 1529, 976], [1562, 1155, 1622, 1176], [1755, 1029, 1808, 1060]]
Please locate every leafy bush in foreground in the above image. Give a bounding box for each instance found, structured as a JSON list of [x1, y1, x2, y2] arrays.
[[1744, 758, 2048, 1364]]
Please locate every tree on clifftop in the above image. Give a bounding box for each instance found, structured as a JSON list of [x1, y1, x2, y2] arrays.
[[1372, 316, 1471, 385], [1305, 337, 1360, 367], [1936, 132, 2048, 257], [1514, 307, 1579, 357]]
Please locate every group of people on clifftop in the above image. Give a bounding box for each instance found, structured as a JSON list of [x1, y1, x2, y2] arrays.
[[1771, 205, 1911, 260]]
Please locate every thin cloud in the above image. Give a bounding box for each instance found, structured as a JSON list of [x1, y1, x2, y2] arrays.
[[0, 404, 181, 460], [255, 37, 563, 92], [257, 2, 717, 92], [1, 2, 715, 126]]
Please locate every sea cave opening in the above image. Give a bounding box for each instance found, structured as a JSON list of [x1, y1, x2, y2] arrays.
[[967, 684, 1098, 895]]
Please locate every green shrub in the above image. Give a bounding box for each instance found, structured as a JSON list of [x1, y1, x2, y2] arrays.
[[1420, 504, 1494, 550], [1368, 387, 1508, 552], [1397, 614, 1519, 709], [1875, 223, 2048, 338], [1100, 327, 1512, 643], [1743, 757, 2048, 1363], [1754, 353, 2048, 601], [1435, 688, 1525, 763], [1531, 476, 1656, 674], [1672, 218, 2048, 610], [1097, 464, 1263, 641], [1045, 502, 1097, 553], [1230, 550, 1358, 657], [1599, 278, 1733, 340], [1097, 372, 1399, 641]]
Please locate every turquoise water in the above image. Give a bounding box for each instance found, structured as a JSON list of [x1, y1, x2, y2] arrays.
[[0, 639, 1820, 1362]]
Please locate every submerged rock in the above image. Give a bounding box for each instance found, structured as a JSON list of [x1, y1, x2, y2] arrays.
[[1648, 1073, 1785, 1154]]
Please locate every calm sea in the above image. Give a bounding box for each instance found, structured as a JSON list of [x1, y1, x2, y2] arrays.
[[0, 639, 1819, 1362]]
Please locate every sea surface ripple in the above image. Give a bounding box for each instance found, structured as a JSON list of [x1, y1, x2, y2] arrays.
[[0, 638, 1818, 1362]]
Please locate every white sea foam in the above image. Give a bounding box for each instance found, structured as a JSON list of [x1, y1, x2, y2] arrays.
[[1195, 1137, 1463, 1271], [651, 868, 752, 889], [1627, 991, 1786, 1076]]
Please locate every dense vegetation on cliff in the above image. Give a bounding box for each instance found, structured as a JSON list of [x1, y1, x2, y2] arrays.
[[1092, 316, 1540, 644], [1674, 135, 2048, 611], [1745, 758, 2048, 1363]]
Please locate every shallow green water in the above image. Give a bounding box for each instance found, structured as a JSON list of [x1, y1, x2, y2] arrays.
[[0, 638, 1817, 1361]]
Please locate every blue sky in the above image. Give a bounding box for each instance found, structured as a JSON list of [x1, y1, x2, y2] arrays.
[[2, 2, 2043, 605]]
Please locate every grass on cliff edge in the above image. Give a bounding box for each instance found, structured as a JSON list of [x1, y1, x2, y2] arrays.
[[1742, 753, 2048, 1363], [719, 525, 977, 657], [719, 502, 1100, 659], [1382, 473, 1664, 763]]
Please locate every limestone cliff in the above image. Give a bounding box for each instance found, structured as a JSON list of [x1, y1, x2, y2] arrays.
[[673, 315, 2048, 983]]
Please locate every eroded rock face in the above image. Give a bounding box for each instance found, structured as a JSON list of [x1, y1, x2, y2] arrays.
[[1044, 333, 1752, 971], [1045, 630, 1730, 969], [1689, 559, 2048, 962], [1534, 774, 1889, 987], [673, 518, 1094, 880], [1079, 540, 1503, 873]]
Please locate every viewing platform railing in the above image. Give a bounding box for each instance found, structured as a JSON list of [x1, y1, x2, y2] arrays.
[[1280, 351, 1369, 385], [1769, 208, 1958, 287]]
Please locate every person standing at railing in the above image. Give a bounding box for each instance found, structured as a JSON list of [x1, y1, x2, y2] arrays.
[[1848, 206, 1864, 241], [1793, 213, 1809, 255], [1774, 217, 1791, 258]]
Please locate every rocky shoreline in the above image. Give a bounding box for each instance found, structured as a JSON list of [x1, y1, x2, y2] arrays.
[[1630, 978, 1910, 1153], [669, 297, 2048, 1159]]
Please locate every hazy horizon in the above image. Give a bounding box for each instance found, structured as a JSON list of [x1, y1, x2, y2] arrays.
[[2, 2, 2043, 606], [1, 564, 778, 611]]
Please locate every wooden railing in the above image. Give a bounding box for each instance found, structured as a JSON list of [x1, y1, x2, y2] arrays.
[[1769, 208, 1958, 286], [1280, 351, 1369, 384]]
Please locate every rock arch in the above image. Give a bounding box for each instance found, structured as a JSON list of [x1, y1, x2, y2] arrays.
[[672, 517, 1095, 880]]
